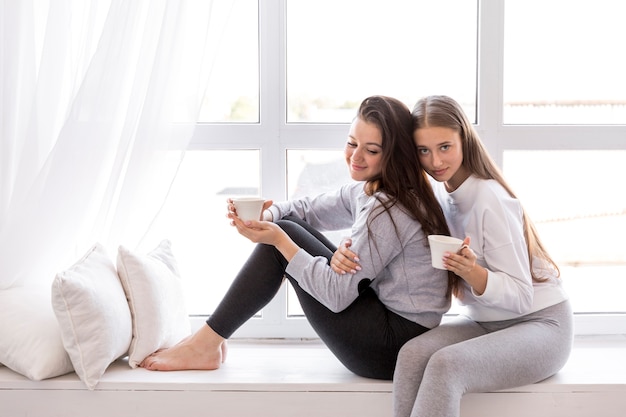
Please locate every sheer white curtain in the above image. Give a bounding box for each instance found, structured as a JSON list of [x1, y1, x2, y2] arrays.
[[0, 0, 231, 289]]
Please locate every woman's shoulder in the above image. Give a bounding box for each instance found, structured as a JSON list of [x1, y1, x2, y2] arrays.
[[467, 176, 514, 202], [368, 191, 421, 224], [339, 181, 366, 197], [466, 177, 523, 219]]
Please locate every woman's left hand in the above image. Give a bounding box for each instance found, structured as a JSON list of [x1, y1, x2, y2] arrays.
[[442, 237, 476, 274], [330, 238, 360, 275], [443, 236, 487, 295], [228, 212, 282, 245], [228, 212, 300, 262]]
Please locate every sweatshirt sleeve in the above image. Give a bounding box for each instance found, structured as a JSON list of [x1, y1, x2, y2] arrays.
[[268, 183, 359, 231], [468, 188, 534, 315], [285, 195, 404, 312]]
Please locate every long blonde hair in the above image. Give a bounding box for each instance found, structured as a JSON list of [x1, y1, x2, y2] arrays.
[[412, 95, 560, 281]]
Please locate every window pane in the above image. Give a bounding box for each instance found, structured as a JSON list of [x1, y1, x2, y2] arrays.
[[142, 150, 261, 315], [503, 0, 626, 124], [197, 0, 259, 123], [286, 0, 478, 123], [286, 150, 352, 316], [503, 150, 626, 313]]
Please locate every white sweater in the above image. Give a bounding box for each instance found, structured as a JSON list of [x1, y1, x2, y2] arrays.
[[432, 175, 568, 322]]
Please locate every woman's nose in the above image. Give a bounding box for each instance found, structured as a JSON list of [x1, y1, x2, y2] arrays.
[[352, 147, 364, 161]]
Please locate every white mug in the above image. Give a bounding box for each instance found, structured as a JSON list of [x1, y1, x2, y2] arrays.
[[428, 235, 464, 269], [232, 197, 265, 222]]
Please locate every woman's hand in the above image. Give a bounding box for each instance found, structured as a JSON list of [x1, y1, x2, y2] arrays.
[[230, 216, 281, 245], [330, 238, 361, 275], [442, 236, 488, 295], [228, 212, 299, 262]]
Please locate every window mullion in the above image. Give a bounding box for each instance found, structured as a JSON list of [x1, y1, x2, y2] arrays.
[[476, 0, 505, 167]]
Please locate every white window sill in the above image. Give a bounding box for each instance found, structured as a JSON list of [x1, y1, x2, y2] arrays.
[[1, 335, 625, 417]]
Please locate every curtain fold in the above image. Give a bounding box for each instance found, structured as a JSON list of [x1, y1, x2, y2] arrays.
[[0, 0, 229, 289]]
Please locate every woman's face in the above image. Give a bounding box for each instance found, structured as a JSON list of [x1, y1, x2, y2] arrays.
[[414, 126, 468, 191], [345, 117, 384, 182]]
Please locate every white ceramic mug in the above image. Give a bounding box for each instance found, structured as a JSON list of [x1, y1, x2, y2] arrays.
[[232, 197, 265, 222], [428, 235, 464, 269]]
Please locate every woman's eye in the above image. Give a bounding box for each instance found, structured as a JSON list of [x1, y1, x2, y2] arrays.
[[367, 149, 380, 155], [346, 141, 357, 148], [440, 145, 450, 151], [418, 148, 429, 155]]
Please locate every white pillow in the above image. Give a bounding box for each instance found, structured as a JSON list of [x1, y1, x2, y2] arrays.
[[0, 285, 74, 380], [51, 243, 132, 390], [117, 240, 191, 368]]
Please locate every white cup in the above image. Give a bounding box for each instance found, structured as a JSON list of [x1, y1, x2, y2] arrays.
[[232, 197, 265, 222], [428, 235, 464, 270]]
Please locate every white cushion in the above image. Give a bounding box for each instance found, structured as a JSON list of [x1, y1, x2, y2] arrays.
[[0, 285, 74, 380], [117, 240, 191, 368], [51, 243, 132, 390]]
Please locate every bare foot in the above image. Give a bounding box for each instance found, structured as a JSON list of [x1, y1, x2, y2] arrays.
[[140, 325, 226, 371], [221, 339, 228, 363]]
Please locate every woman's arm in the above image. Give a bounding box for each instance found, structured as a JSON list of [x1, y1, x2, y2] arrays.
[[454, 182, 534, 313], [330, 238, 361, 275], [288, 197, 417, 312], [269, 184, 358, 231]]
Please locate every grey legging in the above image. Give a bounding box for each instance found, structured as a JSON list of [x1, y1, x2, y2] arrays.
[[393, 300, 573, 417], [206, 216, 430, 380]]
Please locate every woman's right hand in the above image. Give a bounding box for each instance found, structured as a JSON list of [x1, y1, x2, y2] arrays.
[[330, 238, 361, 275]]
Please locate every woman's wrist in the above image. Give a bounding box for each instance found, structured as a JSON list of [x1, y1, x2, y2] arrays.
[[276, 234, 299, 262], [465, 265, 488, 295]]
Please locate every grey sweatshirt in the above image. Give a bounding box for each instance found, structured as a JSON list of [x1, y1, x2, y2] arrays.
[[268, 181, 450, 329]]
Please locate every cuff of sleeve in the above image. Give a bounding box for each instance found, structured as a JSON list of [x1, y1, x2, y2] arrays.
[[471, 269, 498, 300], [268, 206, 280, 222], [285, 248, 312, 281]]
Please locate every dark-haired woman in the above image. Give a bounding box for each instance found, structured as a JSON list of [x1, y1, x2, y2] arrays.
[[141, 96, 451, 380]]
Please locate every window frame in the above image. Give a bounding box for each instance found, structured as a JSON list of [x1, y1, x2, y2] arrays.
[[187, 0, 626, 337]]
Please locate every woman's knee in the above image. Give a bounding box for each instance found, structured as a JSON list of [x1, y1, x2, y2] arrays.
[[397, 336, 430, 366], [275, 218, 303, 235], [423, 347, 462, 379]]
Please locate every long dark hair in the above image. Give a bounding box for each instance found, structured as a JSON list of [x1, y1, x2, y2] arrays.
[[357, 95, 454, 295]]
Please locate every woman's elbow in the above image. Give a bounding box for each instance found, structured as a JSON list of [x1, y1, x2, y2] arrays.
[[516, 286, 534, 314]]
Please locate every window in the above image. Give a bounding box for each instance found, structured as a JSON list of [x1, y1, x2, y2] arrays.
[[286, 150, 352, 316], [142, 150, 261, 316], [503, 0, 626, 124], [504, 150, 626, 314], [154, 0, 626, 337], [285, 0, 478, 123], [197, 0, 259, 122]]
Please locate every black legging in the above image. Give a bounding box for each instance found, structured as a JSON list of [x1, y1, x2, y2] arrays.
[[207, 216, 429, 380]]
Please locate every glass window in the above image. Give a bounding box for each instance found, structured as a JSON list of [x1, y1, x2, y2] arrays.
[[197, 0, 259, 123], [503, 0, 626, 124], [182, 1, 625, 335], [286, 0, 478, 123], [503, 150, 626, 313], [142, 150, 261, 315], [286, 150, 352, 316]]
